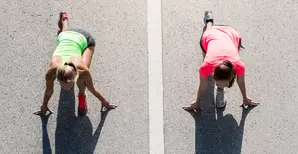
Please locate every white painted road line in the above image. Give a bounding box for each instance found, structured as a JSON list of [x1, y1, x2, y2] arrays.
[[147, 0, 164, 153]]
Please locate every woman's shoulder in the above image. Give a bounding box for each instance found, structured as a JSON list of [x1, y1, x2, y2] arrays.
[[50, 56, 62, 67], [76, 63, 90, 77], [199, 61, 214, 78], [233, 59, 245, 67], [233, 60, 246, 76], [68, 58, 89, 73]]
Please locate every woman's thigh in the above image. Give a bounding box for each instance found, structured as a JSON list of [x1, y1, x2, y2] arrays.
[[82, 46, 95, 69]]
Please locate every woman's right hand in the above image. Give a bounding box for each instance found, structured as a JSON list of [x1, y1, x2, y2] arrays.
[[182, 101, 203, 111], [183, 75, 208, 112], [101, 100, 117, 111], [34, 105, 53, 116]]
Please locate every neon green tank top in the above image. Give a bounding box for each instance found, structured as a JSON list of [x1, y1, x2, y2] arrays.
[[52, 31, 88, 66]]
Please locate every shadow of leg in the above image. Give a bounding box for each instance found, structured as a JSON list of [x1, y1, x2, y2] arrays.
[[194, 76, 254, 154], [215, 113, 239, 154], [195, 76, 217, 154], [72, 116, 93, 154], [54, 86, 111, 154]]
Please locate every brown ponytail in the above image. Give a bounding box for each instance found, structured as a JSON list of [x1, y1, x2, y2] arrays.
[[64, 62, 77, 73], [222, 60, 233, 68], [213, 60, 235, 88], [56, 62, 78, 82]]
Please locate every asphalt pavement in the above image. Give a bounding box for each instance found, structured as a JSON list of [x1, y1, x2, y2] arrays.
[[1, 0, 298, 154]]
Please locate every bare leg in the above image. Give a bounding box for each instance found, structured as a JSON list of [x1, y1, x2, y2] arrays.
[[77, 79, 86, 96], [81, 46, 94, 69], [183, 11, 214, 112], [201, 22, 212, 61], [77, 46, 117, 109], [57, 12, 69, 36], [76, 46, 95, 116], [202, 52, 206, 60], [201, 11, 213, 60], [61, 19, 68, 31], [204, 22, 213, 31], [77, 46, 94, 96]]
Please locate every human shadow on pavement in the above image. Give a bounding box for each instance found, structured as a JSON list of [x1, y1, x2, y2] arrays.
[[187, 76, 256, 154], [55, 87, 111, 154]]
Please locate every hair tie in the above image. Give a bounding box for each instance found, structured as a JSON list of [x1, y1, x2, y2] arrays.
[[222, 60, 233, 69], [64, 62, 77, 72]]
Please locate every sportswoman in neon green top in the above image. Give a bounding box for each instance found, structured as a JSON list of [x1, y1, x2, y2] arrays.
[[52, 30, 88, 65], [34, 12, 117, 116]]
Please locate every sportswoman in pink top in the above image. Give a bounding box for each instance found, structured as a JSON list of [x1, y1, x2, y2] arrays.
[[183, 11, 259, 111]]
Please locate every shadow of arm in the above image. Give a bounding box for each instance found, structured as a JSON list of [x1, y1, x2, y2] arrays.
[[91, 110, 112, 152], [41, 114, 52, 154]]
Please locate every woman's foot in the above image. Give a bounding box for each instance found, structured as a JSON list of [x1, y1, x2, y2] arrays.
[[78, 92, 88, 116], [58, 12, 68, 31], [216, 87, 227, 109], [204, 11, 214, 25], [202, 11, 214, 31]]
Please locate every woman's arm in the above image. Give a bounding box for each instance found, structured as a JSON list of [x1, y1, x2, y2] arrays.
[[84, 70, 117, 109], [195, 75, 209, 103], [237, 74, 259, 106], [236, 74, 247, 99], [84, 70, 108, 102], [34, 67, 56, 115], [183, 75, 209, 111], [42, 67, 56, 107]]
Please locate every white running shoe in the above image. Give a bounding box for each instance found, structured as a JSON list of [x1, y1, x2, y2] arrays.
[[216, 87, 226, 108]]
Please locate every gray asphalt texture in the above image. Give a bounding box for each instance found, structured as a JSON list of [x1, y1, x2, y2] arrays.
[[1, 0, 298, 154]]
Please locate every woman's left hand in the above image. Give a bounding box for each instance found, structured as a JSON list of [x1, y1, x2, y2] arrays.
[[101, 100, 117, 111], [241, 97, 259, 108]]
